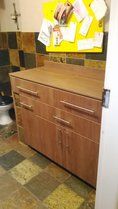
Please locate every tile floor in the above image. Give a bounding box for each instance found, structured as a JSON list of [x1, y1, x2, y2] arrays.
[[0, 124, 95, 209]]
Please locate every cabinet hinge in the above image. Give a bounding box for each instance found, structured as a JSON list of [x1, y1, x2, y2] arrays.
[[102, 89, 110, 108]]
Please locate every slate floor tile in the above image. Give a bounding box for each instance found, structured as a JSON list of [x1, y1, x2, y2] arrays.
[[45, 163, 71, 183], [0, 166, 6, 177], [29, 152, 51, 169], [0, 150, 25, 170], [25, 171, 60, 201], [0, 174, 21, 201], [79, 191, 95, 209], [14, 142, 36, 158], [65, 176, 93, 199], [1, 187, 47, 209], [0, 142, 12, 156], [10, 159, 42, 185], [44, 184, 84, 209]]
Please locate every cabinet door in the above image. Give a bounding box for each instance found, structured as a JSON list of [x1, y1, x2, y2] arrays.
[[64, 130, 99, 186], [21, 107, 42, 152], [36, 116, 64, 166]]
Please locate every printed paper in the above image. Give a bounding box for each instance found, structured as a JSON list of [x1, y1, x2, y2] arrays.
[[53, 25, 63, 46], [38, 19, 53, 46], [78, 39, 94, 50], [94, 32, 104, 47], [73, 0, 88, 22], [79, 16, 93, 36], [90, 0, 107, 21], [61, 22, 77, 42]]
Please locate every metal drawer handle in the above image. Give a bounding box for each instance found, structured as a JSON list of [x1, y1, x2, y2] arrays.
[[17, 86, 38, 97], [53, 116, 71, 127], [20, 102, 33, 111], [60, 101, 95, 115]]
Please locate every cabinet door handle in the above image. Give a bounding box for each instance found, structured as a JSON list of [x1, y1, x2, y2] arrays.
[[20, 102, 33, 111], [57, 129, 62, 145], [17, 86, 38, 97], [60, 100, 95, 115], [53, 116, 71, 127]]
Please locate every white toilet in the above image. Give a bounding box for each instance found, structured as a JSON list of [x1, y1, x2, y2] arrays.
[[0, 96, 13, 125]]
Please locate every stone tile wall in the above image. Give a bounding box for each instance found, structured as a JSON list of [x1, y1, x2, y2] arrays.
[[0, 31, 108, 95]]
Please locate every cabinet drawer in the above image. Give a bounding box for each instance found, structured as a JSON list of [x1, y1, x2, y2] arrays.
[[11, 77, 102, 122], [11, 77, 54, 105], [53, 88, 102, 122], [34, 99, 100, 143]]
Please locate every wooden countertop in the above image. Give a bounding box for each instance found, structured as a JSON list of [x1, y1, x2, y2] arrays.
[[10, 61, 105, 100]]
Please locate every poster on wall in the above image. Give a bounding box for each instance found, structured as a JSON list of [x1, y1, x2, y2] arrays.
[[39, 0, 107, 53]]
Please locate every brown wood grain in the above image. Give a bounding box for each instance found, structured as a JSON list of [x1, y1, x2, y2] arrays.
[[10, 61, 104, 100], [10, 61, 104, 187]]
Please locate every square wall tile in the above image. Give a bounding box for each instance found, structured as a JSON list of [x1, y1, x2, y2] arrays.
[[0, 150, 25, 170], [35, 32, 48, 54], [9, 49, 20, 66], [16, 32, 22, 50], [0, 49, 10, 66], [0, 81, 11, 96], [22, 32, 35, 53], [66, 53, 85, 59], [66, 58, 84, 66], [36, 53, 45, 67], [0, 32, 8, 49], [11, 66, 20, 72], [24, 53, 36, 69], [8, 32, 18, 49], [84, 59, 106, 70], [0, 66, 11, 83], [49, 53, 66, 63], [19, 50, 25, 67]]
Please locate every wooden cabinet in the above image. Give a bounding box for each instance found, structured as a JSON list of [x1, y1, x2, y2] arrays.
[[10, 62, 104, 187], [64, 130, 99, 186]]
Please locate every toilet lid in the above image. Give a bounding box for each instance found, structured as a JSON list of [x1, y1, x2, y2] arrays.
[[0, 96, 13, 106]]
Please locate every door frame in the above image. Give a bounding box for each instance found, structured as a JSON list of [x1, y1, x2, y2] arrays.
[[95, 0, 118, 209]]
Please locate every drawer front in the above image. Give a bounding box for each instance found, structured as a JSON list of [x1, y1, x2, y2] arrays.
[[53, 88, 102, 122], [11, 77, 54, 105], [19, 95, 35, 112], [11, 77, 102, 123], [34, 99, 101, 143]]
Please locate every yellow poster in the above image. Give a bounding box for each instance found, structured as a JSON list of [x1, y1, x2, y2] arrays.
[[43, 0, 104, 52]]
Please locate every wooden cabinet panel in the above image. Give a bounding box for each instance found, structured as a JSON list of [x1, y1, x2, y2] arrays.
[[11, 77, 102, 123], [10, 65, 103, 187], [53, 89, 102, 122], [20, 107, 42, 151], [64, 130, 99, 186], [11, 77, 54, 105], [35, 100, 100, 143], [35, 116, 64, 166]]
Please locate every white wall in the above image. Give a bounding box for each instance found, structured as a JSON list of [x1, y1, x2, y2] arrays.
[[0, 0, 111, 32], [19, 0, 49, 32], [0, 0, 21, 32]]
